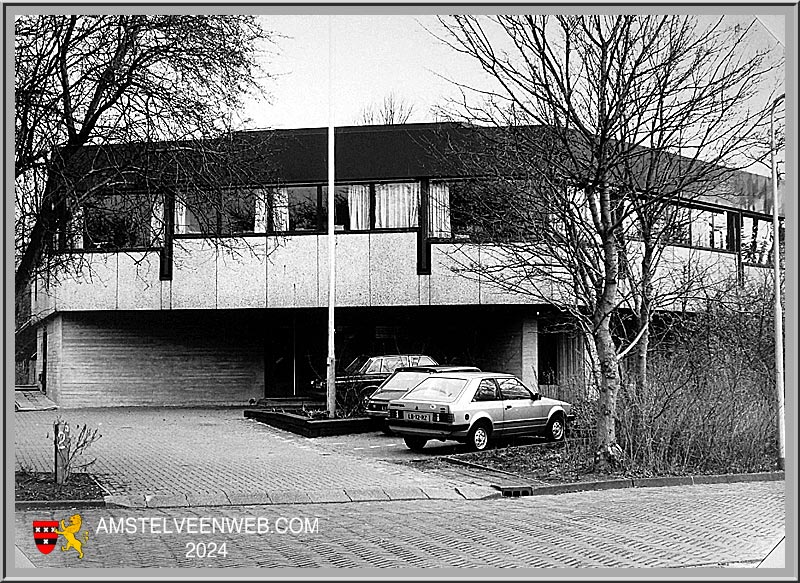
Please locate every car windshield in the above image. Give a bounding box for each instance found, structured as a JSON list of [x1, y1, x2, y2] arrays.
[[403, 377, 469, 403], [372, 371, 430, 398]]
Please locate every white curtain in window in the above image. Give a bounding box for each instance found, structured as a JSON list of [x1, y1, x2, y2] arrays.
[[150, 196, 164, 245], [428, 181, 451, 237], [174, 198, 187, 234], [375, 182, 419, 228], [348, 185, 370, 230], [254, 189, 269, 233], [271, 187, 289, 232]]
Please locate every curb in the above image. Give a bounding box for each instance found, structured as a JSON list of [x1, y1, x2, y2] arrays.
[[496, 471, 785, 497], [15, 499, 107, 511], [97, 486, 501, 508], [443, 456, 527, 477], [15, 473, 783, 509]]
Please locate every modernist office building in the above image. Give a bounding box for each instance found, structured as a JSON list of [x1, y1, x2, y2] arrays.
[[28, 123, 781, 408]]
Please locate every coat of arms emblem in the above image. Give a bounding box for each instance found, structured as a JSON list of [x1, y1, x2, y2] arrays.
[[32, 520, 59, 555]]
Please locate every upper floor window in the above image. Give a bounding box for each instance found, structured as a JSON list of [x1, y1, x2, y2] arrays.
[[741, 215, 774, 265], [375, 182, 419, 229], [692, 208, 728, 250], [80, 193, 156, 250], [321, 184, 370, 231]]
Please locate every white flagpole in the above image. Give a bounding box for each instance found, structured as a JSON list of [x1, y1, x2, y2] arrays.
[[326, 16, 337, 417]]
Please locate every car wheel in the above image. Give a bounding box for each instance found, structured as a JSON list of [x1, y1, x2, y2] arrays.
[[467, 422, 492, 451], [404, 436, 427, 452], [546, 415, 566, 442]]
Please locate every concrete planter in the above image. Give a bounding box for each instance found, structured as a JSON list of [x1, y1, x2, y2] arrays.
[[244, 410, 380, 437]]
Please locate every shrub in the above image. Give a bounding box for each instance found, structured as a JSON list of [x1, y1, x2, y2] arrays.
[[617, 278, 779, 475]]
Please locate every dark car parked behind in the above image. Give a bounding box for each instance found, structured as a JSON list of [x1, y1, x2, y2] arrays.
[[311, 355, 439, 415]]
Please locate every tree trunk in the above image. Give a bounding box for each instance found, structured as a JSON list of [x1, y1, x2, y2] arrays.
[[634, 243, 654, 390], [593, 317, 623, 471]]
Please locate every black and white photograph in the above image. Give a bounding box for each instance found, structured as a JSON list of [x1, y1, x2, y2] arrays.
[[5, 3, 795, 578]]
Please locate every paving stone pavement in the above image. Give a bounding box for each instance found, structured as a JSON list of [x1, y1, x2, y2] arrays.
[[14, 408, 494, 505], [13, 481, 785, 570]]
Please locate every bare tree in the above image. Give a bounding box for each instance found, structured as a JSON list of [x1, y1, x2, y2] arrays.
[[14, 14, 276, 303], [358, 92, 415, 125], [436, 15, 780, 469]]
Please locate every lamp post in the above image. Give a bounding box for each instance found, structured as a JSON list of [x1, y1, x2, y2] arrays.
[[770, 93, 785, 470], [326, 16, 337, 417]]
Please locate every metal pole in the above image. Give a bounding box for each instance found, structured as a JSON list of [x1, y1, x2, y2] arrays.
[[770, 93, 785, 470], [326, 16, 337, 417]]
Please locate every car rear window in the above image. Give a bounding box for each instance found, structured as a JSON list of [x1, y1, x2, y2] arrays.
[[403, 377, 469, 403], [372, 371, 430, 399], [382, 371, 430, 391]]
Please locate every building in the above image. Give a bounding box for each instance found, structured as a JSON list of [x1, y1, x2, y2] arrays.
[[27, 123, 783, 408]]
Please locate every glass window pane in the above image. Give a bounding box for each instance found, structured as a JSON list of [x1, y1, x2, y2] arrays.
[[743, 216, 773, 265], [405, 377, 468, 402], [498, 378, 532, 400], [365, 358, 382, 374], [711, 211, 727, 250], [472, 379, 500, 402], [381, 356, 403, 373], [429, 181, 452, 237], [374, 182, 419, 228], [220, 189, 256, 233], [286, 186, 319, 232], [83, 193, 151, 249], [321, 184, 369, 231], [692, 209, 713, 248]]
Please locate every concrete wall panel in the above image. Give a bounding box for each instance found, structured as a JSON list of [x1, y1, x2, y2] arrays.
[[429, 244, 480, 305], [171, 239, 217, 309], [55, 254, 117, 311], [369, 232, 419, 306], [217, 239, 268, 309], [321, 234, 370, 307], [267, 236, 319, 308], [117, 252, 161, 311]]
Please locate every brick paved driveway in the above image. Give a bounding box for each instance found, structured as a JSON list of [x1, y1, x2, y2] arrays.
[[14, 408, 491, 504], [14, 481, 785, 570]]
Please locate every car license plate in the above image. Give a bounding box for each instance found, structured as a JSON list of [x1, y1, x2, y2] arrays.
[[405, 412, 432, 422]]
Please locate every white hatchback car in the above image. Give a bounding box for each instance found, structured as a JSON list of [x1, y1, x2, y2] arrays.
[[387, 371, 574, 452]]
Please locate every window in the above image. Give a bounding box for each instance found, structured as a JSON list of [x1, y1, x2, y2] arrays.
[[284, 186, 319, 232], [375, 182, 419, 228], [174, 191, 217, 235], [741, 215, 774, 265], [692, 208, 728, 250], [662, 206, 692, 245], [472, 379, 500, 402], [381, 356, 403, 373], [497, 377, 533, 400], [428, 181, 452, 238], [83, 193, 153, 249], [447, 179, 547, 242], [322, 184, 370, 231], [639, 205, 692, 245], [405, 377, 468, 402], [364, 358, 383, 374], [220, 189, 257, 234], [409, 356, 437, 366]]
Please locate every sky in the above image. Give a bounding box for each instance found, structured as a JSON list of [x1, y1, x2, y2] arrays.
[[241, 14, 483, 129], [241, 13, 786, 135]]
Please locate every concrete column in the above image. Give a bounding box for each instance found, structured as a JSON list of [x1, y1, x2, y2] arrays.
[[521, 314, 538, 388]]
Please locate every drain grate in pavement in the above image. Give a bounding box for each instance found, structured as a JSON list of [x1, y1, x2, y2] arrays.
[[501, 485, 534, 497]]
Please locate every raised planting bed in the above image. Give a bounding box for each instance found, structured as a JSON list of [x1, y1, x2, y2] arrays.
[[244, 410, 381, 437]]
